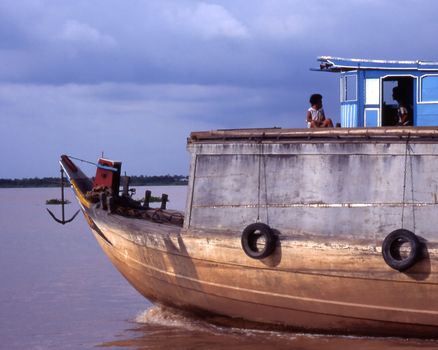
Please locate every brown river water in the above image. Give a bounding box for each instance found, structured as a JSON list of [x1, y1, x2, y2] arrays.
[[0, 187, 437, 350]]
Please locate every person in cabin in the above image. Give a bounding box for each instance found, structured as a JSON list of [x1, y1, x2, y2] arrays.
[[306, 93, 334, 128], [392, 86, 412, 126]]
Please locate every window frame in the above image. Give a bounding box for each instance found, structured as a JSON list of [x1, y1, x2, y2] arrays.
[[340, 74, 358, 103], [419, 74, 438, 104]]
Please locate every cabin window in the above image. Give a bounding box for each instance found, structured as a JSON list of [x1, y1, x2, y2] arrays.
[[340, 75, 357, 102], [421, 75, 438, 102], [382, 80, 398, 105], [365, 79, 380, 105]]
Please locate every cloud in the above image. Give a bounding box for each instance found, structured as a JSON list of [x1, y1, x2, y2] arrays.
[[165, 2, 249, 39], [0, 81, 309, 177], [3, 1, 438, 87], [255, 15, 308, 39], [59, 19, 116, 48]]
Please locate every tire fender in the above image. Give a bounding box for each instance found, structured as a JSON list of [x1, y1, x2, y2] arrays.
[[241, 223, 277, 259], [382, 229, 421, 271]]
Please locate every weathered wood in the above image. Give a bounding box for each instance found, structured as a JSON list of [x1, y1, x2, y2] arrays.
[[89, 207, 438, 338], [121, 176, 130, 197], [143, 190, 151, 209], [160, 193, 168, 210], [99, 192, 107, 211]]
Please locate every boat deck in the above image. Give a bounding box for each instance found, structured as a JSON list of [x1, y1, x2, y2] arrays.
[[189, 126, 438, 143]]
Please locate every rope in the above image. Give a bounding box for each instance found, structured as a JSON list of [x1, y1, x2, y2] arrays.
[[401, 138, 410, 228], [66, 155, 98, 167], [256, 141, 262, 222], [256, 138, 269, 224], [262, 145, 269, 225], [409, 142, 416, 230]]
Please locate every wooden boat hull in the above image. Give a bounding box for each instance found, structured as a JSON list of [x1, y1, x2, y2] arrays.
[[83, 205, 438, 338]]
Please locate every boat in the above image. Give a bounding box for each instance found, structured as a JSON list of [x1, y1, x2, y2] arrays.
[[57, 57, 438, 338]]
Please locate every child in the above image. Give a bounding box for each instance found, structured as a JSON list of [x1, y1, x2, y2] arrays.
[[306, 93, 333, 128]]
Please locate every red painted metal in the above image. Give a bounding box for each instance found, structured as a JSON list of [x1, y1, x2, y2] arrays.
[[93, 158, 121, 195]]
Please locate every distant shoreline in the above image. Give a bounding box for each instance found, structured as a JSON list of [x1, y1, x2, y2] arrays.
[[0, 175, 188, 188]]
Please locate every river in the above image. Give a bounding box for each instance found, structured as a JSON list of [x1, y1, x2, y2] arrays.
[[0, 187, 437, 349]]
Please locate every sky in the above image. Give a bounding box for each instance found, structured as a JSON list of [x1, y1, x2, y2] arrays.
[[2, 0, 438, 178]]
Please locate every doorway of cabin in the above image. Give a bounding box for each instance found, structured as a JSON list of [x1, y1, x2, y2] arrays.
[[381, 76, 415, 126]]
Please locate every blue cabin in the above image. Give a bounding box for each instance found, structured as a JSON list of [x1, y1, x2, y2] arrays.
[[317, 56, 438, 127]]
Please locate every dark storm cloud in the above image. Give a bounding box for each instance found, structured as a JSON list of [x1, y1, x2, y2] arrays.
[[2, 0, 438, 86], [0, 1, 313, 86]]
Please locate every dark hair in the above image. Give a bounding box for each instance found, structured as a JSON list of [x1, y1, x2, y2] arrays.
[[392, 86, 406, 102], [309, 93, 322, 105]]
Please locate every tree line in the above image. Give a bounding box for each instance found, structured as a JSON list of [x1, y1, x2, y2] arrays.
[[0, 175, 188, 188]]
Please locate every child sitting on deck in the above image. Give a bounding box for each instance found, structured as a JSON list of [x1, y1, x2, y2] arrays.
[[306, 93, 333, 128]]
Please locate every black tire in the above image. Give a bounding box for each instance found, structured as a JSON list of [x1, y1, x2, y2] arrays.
[[382, 229, 421, 271], [241, 223, 276, 259]]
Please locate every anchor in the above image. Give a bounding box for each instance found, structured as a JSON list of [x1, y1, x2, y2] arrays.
[[47, 166, 80, 225]]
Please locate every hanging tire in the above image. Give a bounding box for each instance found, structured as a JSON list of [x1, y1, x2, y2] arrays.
[[241, 223, 276, 259], [382, 229, 421, 271]]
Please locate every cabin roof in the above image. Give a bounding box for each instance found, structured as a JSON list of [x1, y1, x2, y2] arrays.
[[316, 56, 438, 72]]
